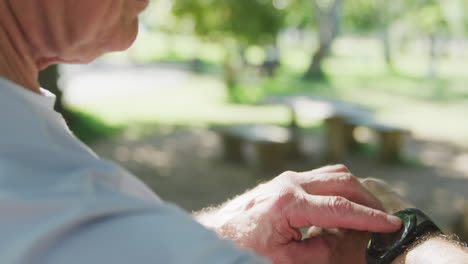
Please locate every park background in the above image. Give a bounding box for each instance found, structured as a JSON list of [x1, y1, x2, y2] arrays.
[[40, 0, 468, 241]]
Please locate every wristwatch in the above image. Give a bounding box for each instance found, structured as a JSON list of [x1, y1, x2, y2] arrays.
[[366, 208, 442, 264]]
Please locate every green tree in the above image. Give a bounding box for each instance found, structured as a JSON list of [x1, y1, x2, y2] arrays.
[[171, 0, 285, 44], [409, 0, 449, 77], [303, 0, 342, 79], [170, 0, 286, 90], [343, 0, 410, 68]]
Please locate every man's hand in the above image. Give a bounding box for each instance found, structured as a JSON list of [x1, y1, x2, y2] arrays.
[[302, 227, 372, 264], [196, 165, 402, 264]]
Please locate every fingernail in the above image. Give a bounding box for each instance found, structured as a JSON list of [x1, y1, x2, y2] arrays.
[[387, 215, 402, 226]]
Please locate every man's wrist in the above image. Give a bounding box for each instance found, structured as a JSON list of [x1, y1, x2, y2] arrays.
[[391, 234, 468, 264], [194, 207, 225, 232], [193, 192, 256, 241]]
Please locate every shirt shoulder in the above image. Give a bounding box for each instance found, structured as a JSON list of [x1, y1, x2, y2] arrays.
[[0, 79, 269, 264], [36, 200, 268, 264]]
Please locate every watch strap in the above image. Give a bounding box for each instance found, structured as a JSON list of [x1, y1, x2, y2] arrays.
[[366, 208, 442, 264], [405, 208, 441, 235]]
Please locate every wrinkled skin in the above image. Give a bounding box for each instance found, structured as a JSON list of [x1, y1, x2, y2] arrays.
[[0, 0, 148, 92], [6, 0, 148, 65], [198, 165, 402, 264]]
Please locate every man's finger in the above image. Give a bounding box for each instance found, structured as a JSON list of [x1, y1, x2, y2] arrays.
[[286, 194, 402, 232], [309, 164, 350, 174], [297, 172, 385, 211]]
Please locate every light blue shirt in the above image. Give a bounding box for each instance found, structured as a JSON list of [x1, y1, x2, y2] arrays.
[[0, 77, 268, 264]]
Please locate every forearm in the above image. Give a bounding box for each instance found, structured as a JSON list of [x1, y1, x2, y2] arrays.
[[194, 205, 230, 235], [194, 185, 263, 239], [191, 165, 404, 264], [392, 234, 468, 264]]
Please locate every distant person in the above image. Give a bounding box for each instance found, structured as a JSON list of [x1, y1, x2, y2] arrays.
[[0, 0, 466, 263]]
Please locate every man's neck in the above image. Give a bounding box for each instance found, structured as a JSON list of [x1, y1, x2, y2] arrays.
[[0, 1, 40, 94]]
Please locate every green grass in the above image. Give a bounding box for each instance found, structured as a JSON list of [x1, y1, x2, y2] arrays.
[[68, 74, 293, 127], [267, 70, 468, 146], [72, 36, 468, 147], [64, 109, 124, 144]]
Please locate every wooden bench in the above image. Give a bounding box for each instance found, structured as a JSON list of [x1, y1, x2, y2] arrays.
[[214, 125, 301, 170], [264, 95, 410, 162], [344, 118, 410, 161]]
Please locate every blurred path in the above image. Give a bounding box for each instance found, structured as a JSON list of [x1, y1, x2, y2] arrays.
[[90, 127, 468, 233], [61, 62, 191, 106]]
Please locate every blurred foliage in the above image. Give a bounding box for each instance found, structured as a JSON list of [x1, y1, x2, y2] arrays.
[[138, 0, 468, 78], [139, 0, 468, 60], [342, 0, 380, 33], [411, 1, 449, 35], [342, 0, 407, 32], [75, 36, 468, 146], [171, 0, 286, 45], [66, 109, 123, 144], [343, 0, 468, 35], [76, 0, 468, 145]]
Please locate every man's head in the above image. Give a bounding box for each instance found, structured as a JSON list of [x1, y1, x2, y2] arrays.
[[1, 0, 148, 69]]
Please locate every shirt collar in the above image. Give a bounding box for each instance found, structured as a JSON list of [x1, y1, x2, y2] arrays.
[[0, 76, 57, 110]]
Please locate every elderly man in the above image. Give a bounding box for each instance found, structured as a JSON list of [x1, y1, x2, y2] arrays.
[[0, 1, 466, 264]]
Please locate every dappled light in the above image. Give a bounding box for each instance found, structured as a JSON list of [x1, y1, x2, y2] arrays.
[[453, 154, 468, 175], [353, 126, 375, 144]]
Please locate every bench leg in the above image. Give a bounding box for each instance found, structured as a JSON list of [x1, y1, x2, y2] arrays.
[[325, 117, 346, 163], [288, 127, 303, 159], [379, 131, 403, 162], [251, 142, 290, 170], [344, 123, 359, 151], [221, 134, 243, 162]]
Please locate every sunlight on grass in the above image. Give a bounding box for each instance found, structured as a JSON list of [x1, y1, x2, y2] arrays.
[[68, 36, 468, 147], [69, 74, 292, 127], [128, 31, 225, 64], [87, 102, 292, 126]]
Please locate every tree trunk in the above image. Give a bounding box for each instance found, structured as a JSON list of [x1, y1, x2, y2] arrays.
[[427, 34, 437, 78], [303, 0, 341, 79], [377, 0, 393, 70], [38, 64, 67, 116], [223, 61, 237, 89], [223, 40, 246, 102], [261, 45, 280, 77], [305, 45, 328, 78], [381, 26, 392, 68]]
